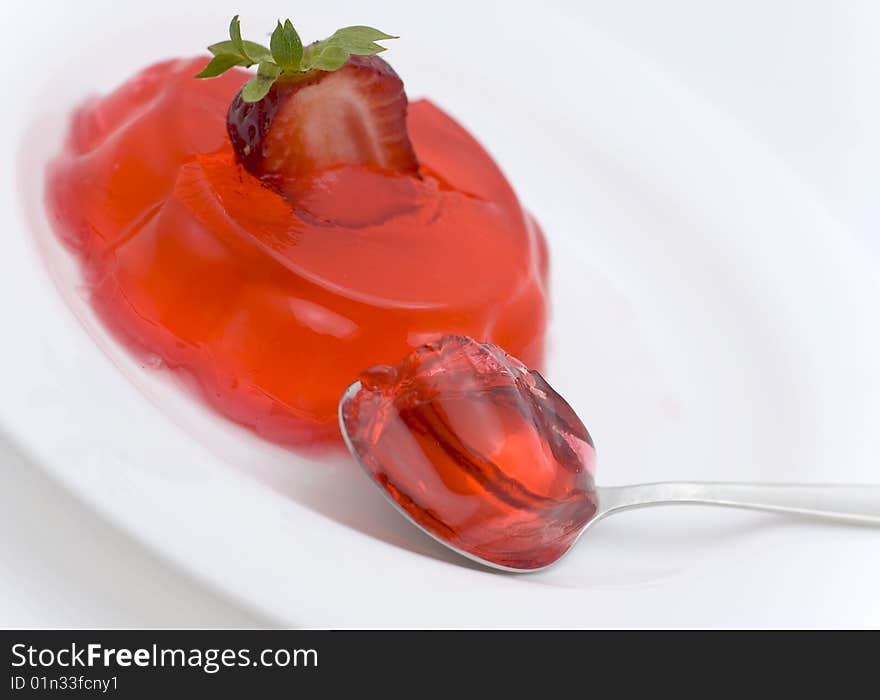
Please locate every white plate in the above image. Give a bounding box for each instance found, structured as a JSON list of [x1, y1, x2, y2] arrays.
[[3, 1, 880, 627]]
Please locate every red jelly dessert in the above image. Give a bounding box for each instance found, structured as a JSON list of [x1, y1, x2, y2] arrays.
[[46, 25, 549, 447], [340, 336, 597, 570]]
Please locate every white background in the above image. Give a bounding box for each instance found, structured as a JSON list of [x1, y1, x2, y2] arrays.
[[1, 0, 877, 627]]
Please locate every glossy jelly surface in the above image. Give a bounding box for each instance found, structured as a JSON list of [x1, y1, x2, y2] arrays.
[[46, 57, 549, 447], [341, 336, 597, 570]]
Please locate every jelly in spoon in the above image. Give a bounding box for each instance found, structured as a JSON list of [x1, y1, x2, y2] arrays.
[[339, 335, 598, 570]]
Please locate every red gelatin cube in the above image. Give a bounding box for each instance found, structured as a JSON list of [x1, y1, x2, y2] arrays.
[[341, 335, 598, 570]]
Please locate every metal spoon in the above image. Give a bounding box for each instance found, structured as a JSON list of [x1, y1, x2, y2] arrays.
[[339, 381, 880, 573]]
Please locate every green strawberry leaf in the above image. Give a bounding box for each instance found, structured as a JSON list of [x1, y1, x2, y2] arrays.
[[208, 40, 271, 63], [307, 44, 349, 71], [324, 26, 397, 55], [241, 61, 281, 102], [270, 19, 303, 72], [229, 15, 247, 57], [195, 53, 247, 78], [196, 17, 398, 92]]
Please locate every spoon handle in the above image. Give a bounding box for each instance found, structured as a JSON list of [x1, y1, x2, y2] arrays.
[[596, 482, 880, 525]]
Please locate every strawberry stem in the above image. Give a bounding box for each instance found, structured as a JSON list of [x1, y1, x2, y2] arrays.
[[196, 16, 399, 103]]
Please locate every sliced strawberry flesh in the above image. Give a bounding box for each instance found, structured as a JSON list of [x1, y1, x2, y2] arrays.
[[227, 55, 418, 186]]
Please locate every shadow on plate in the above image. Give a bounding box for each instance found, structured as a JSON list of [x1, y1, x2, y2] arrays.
[[245, 445, 487, 571]]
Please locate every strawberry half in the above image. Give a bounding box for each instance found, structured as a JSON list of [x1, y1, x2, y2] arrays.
[[227, 55, 419, 184]]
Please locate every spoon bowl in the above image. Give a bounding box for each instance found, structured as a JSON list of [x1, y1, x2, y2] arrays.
[[336, 335, 601, 571], [339, 380, 598, 572]]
